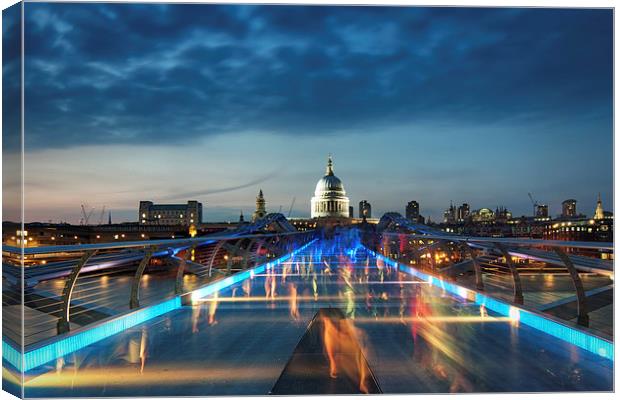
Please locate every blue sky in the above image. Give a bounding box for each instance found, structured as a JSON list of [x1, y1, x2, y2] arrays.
[[2, 4, 613, 223]]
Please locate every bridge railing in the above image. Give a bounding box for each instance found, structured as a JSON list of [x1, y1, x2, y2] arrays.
[[2, 230, 316, 348], [364, 230, 613, 331]]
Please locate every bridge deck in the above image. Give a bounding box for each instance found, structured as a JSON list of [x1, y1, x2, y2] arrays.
[[21, 238, 613, 396]]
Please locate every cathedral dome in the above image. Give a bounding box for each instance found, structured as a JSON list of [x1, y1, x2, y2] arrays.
[[311, 155, 350, 218], [314, 164, 346, 196]]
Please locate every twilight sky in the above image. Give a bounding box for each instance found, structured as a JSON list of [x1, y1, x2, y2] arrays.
[[2, 3, 613, 223]]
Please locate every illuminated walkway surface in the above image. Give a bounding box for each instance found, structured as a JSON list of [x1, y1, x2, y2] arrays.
[[21, 238, 613, 396]]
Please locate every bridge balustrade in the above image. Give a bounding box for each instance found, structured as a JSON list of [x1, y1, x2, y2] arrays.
[[2, 228, 315, 347], [370, 212, 613, 332]]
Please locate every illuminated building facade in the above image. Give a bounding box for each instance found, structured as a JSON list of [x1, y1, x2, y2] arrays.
[[536, 204, 549, 218], [1, 221, 231, 250], [470, 208, 495, 222], [543, 218, 613, 243], [495, 206, 512, 223], [139, 201, 202, 226], [594, 193, 605, 220], [289, 219, 318, 231], [443, 201, 457, 224], [310, 155, 350, 218], [562, 199, 577, 217]]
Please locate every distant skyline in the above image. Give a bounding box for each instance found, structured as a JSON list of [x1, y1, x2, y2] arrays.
[[2, 4, 613, 223]]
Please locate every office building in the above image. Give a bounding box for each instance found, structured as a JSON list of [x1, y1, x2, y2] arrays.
[[406, 201, 419, 222], [139, 200, 202, 226], [457, 203, 470, 222], [536, 204, 549, 218], [562, 199, 577, 217]]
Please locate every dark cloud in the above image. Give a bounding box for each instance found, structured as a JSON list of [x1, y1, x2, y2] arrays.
[[19, 4, 612, 150], [2, 3, 22, 149]]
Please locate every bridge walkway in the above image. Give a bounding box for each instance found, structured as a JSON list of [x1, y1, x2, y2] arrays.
[[20, 238, 613, 396]]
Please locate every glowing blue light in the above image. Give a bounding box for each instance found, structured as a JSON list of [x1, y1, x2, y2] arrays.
[[3, 239, 318, 372], [191, 239, 316, 300], [2, 340, 22, 371], [24, 297, 181, 372], [475, 292, 614, 360], [368, 247, 614, 361], [191, 267, 265, 301]]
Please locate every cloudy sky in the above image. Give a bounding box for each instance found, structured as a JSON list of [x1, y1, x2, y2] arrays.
[[2, 4, 613, 223]]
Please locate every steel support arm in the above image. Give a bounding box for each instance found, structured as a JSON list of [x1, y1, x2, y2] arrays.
[[494, 242, 524, 304], [57, 250, 98, 334], [129, 247, 156, 309], [553, 247, 589, 327]]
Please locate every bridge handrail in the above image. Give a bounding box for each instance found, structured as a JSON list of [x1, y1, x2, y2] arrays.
[[5, 229, 316, 343], [2, 230, 313, 256], [380, 231, 614, 251]]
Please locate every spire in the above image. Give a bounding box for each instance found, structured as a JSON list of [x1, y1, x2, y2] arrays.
[[326, 154, 334, 176], [108, 211, 112, 225], [258, 189, 264, 199], [594, 192, 604, 219]]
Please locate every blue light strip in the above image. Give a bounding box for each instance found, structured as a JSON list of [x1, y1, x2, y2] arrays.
[[190, 239, 317, 301], [366, 247, 614, 361], [23, 297, 181, 372], [2, 239, 317, 372], [2, 340, 22, 371]]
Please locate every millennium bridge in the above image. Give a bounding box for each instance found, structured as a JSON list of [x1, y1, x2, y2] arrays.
[[2, 213, 613, 396]]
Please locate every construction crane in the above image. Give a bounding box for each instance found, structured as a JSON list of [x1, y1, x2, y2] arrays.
[[287, 197, 296, 218], [528, 193, 538, 217], [80, 204, 95, 225], [97, 205, 107, 225]]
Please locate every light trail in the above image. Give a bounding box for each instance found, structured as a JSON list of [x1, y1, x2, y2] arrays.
[[353, 316, 513, 323], [193, 294, 376, 303], [25, 364, 285, 388]]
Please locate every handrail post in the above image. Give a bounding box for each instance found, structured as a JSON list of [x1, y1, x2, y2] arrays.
[[553, 247, 589, 327], [461, 243, 484, 291], [57, 250, 97, 334], [175, 244, 195, 295], [129, 247, 156, 309], [207, 240, 225, 278], [494, 242, 524, 304]]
